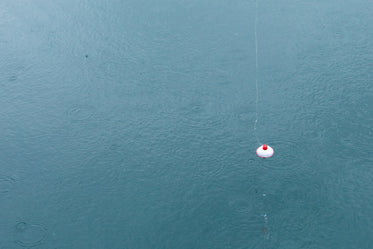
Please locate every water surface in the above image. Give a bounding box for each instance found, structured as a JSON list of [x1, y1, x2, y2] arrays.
[[0, 0, 372, 248]]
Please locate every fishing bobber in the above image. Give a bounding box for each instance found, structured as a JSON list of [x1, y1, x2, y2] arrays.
[[256, 144, 274, 158]]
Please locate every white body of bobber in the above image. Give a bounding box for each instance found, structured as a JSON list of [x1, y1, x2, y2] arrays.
[[256, 144, 274, 158]]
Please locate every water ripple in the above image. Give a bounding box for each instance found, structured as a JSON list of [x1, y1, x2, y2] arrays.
[[66, 104, 95, 122], [0, 175, 15, 194], [14, 222, 47, 248]]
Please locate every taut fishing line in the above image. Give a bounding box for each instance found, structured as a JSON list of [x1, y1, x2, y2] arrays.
[[253, 0, 261, 146]]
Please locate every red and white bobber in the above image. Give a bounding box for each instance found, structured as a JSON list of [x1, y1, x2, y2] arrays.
[[256, 144, 274, 158]]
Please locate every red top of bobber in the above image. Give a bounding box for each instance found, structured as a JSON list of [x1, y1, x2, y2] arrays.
[[256, 144, 274, 158]]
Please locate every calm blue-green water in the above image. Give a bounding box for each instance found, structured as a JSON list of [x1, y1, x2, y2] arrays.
[[1, 0, 372, 248]]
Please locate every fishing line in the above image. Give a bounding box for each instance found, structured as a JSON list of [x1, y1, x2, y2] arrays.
[[253, 0, 261, 146]]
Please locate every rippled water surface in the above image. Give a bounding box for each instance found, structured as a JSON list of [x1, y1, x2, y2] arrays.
[[0, 0, 372, 248]]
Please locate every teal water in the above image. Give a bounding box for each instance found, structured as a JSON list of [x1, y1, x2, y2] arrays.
[[1, 0, 372, 248]]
